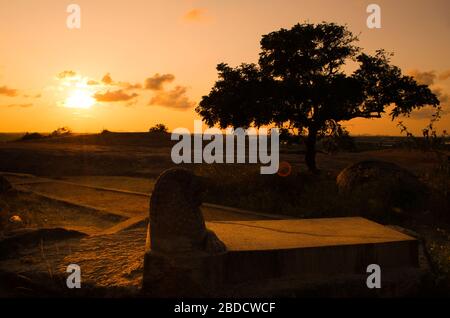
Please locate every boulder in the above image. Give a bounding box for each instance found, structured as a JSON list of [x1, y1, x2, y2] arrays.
[[337, 160, 427, 219]]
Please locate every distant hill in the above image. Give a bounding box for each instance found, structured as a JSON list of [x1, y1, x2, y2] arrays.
[[16, 131, 174, 148]]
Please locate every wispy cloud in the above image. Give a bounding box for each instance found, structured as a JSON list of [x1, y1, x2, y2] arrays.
[[408, 69, 437, 86], [145, 74, 175, 90], [94, 89, 138, 102], [183, 8, 210, 23], [57, 70, 77, 79], [0, 86, 18, 97], [118, 82, 142, 90], [439, 69, 450, 81], [433, 87, 450, 109], [149, 86, 195, 110], [97, 73, 142, 90], [23, 93, 41, 98], [407, 69, 449, 120], [54, 70, 192, 108], [102, 73, 113, 85], [1, 103, 33, 108]]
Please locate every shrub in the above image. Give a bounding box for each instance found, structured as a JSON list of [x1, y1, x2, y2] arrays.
[[19, 132, 45, 141], [50, 127, 72, 138], [149, 124, 168, 133]]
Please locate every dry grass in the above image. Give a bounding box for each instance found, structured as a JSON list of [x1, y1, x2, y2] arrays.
[[195, 164, 341, 218]]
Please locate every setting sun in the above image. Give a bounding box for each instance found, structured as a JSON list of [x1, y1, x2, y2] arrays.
[[64, 89, 96, 109]]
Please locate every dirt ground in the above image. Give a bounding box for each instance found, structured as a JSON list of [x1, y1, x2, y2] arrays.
[[0, 172, 270, 297]]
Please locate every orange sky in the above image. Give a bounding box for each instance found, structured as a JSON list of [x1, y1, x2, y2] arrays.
[[0, 0, 449, 135]]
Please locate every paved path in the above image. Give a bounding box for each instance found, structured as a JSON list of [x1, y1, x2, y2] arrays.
[[2, 172, 292, 236]]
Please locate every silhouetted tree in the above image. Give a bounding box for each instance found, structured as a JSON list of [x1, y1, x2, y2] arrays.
[[19, 132, 44, 141], [50, 127, 72, 137], [196, 22, 439, 172], [149, 123, 169, 133]]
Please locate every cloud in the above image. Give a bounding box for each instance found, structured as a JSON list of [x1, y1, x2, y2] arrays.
[[409, 87, 449, 120], [1, 103, 33, 108], [23, 93, 41, 98], [408, 70, 437, 86], [408, 106, 442, 120], [125, 99, 138, 107], [149, 86, 195, 110], [57, 70, 77, 79], [439, 69, 450, 81], [54, 71, 191, 108], [118, 82, 142, 90], [433, 87, 450, 105], [94, 89, 138, 102], [98, 73, 141, 90], [406, 69, 450, 120], [102, 73, 113, 85], [145, 73, 175, 90], [183, 8, 209, 23], [0, 86, 18, 97]]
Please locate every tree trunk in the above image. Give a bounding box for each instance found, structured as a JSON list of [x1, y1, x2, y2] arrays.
[[305, 127, 318, 173]]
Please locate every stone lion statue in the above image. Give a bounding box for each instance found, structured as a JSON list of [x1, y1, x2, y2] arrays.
[[147, 168, 226, 255]]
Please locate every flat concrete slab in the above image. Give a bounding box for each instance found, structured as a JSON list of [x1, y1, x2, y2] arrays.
[[207, 217, 415, 250], [206, 217, 418, 285]]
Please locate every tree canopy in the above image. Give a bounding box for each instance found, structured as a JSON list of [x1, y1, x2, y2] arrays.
[[149, 123, 169, 133]]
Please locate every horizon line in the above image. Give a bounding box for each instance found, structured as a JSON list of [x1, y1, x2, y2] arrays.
[[0, 131, 415, 138]]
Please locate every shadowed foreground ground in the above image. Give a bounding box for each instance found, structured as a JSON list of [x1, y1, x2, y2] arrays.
[[0, 176, 270, 297], [0, 134, 449, 297]]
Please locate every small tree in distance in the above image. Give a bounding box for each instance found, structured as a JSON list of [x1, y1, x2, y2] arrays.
[[196, 22, 439, 172], [149, 123, 169, 133], [50, 127, 72, 138]]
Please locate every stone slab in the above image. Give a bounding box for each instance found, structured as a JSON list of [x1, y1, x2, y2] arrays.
[[206, 217, 418, 284], [207, 217, 415, 250]]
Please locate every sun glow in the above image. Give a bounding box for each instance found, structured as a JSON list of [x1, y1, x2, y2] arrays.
[[65, 89, 96, 109]]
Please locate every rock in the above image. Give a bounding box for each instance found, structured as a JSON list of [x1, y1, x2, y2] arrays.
[[336, 160, 427, 219], [0, 176, 12, 193], [8, 215, 22, 224]]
